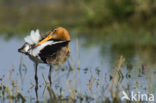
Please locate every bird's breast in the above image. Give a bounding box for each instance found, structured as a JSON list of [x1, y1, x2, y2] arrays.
[[45, 46, 70, 65]]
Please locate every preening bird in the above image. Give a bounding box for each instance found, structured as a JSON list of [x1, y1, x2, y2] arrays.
[[18, 27, 70, 85]]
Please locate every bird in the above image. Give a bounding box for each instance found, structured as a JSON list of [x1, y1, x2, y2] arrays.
[[18, 27, 70, 85]]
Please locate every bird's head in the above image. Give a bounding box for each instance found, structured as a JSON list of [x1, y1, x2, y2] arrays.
[[52, 27, 70, 41], [36, 27, 70, 46]]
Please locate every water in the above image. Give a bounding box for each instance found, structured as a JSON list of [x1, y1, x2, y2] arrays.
[[0, 35, 156, 102]]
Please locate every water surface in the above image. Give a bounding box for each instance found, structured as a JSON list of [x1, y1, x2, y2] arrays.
[[0, 34, 156, 102]]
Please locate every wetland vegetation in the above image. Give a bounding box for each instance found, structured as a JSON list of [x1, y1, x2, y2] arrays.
[[0, 0, 156, 103]]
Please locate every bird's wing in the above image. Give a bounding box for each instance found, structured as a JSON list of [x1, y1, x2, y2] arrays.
[[39, 41, 69, 56], [29, 40, 69, 56], [38, 40, 69, 62]]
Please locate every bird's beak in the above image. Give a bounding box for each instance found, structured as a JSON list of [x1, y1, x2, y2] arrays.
[[36, 32, 53, 46]]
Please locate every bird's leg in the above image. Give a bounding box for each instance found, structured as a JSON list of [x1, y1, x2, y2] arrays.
[[34, 63, 38, 85], [34, 63, 39, 101], [48, 65, 52, 86]]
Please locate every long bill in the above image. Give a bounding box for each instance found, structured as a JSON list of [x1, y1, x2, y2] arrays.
[[36, 34, 53, 46]]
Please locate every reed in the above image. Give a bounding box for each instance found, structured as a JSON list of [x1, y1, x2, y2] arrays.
[[0, 55, 155, 103]]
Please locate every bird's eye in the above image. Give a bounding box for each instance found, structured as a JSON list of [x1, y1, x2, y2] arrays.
[[53, 29, 57, 33]]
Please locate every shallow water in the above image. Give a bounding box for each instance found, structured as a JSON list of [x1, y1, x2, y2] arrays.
[[0, 34, 156, 102]]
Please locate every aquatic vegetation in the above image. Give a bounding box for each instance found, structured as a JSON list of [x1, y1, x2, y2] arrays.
[[0, 56, 155, 103]]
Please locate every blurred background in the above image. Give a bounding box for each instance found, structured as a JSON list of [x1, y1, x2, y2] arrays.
[[0, 0, 156, 34], [0, 0, 156, 102], [1, 0, 156, 65]]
